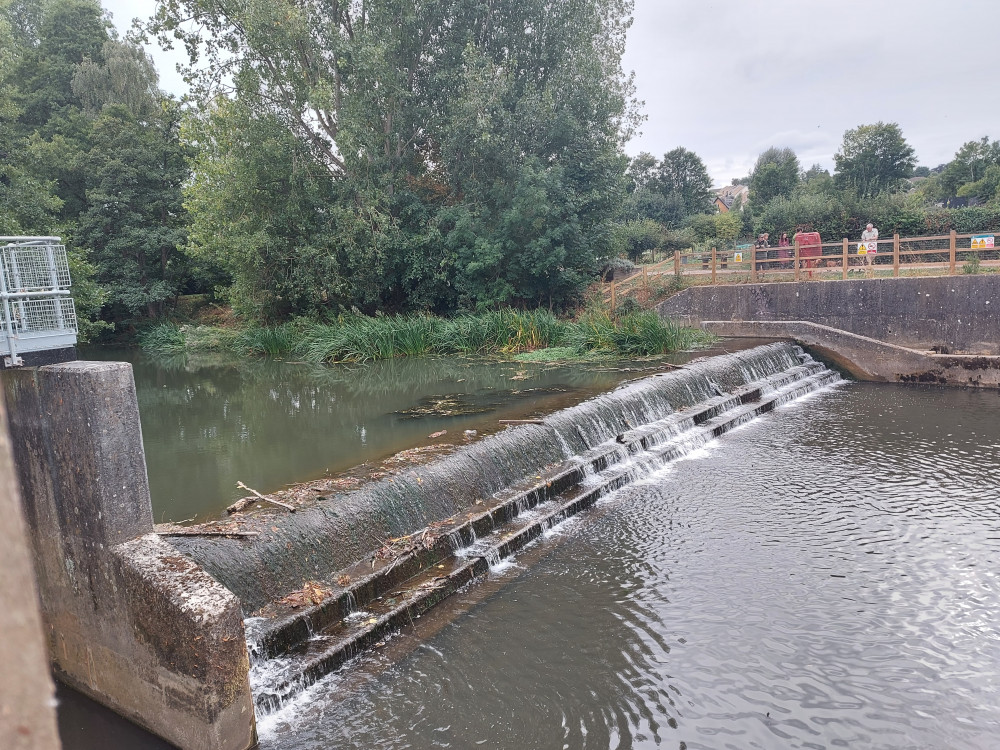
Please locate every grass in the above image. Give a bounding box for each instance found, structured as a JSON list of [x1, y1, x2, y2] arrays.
[[303, 315, 439, 363], [433, 309, 566, 355], [137, 322, 187, 354], [565, 309, 713, 357], [232, 322, 305, 358], [139, 308, 709, 363]]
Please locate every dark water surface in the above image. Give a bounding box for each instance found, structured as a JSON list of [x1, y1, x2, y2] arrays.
[[84, 349, 693, 522], [257, 382, 1000, 750]]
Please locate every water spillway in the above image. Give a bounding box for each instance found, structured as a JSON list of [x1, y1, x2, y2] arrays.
[[168, 343, 841, 714]]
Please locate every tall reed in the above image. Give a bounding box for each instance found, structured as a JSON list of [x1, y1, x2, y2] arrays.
[[139, 308, 708, 363]]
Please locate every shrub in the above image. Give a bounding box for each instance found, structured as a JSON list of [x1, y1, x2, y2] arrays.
[[137, 322, 187, 354]]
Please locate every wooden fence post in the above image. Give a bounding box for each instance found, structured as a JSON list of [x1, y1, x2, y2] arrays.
[[793, 238, 801, 282], [893, 233, 900, 277], [643, 266, 648, 289], [950, 229, 957, 275], [674, 250, 680, 278], [711, 247, 717, 285], [610, 281, 616, 311], [842, 238, 849, 280], [751, 246, 757, 282]]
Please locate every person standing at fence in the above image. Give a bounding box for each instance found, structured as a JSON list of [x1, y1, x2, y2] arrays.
[[777, 232, 791, 269], [861, 222, 878, 275], [755, 233, 770, 273]]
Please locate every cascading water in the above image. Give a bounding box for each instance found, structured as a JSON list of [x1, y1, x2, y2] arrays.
[[167, 343, 841, 716]]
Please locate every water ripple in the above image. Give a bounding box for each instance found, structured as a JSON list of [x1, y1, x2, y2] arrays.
[[261, 383, 1000, 750]]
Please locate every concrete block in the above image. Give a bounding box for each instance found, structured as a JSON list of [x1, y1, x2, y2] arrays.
[[3, 362, 256, 750]]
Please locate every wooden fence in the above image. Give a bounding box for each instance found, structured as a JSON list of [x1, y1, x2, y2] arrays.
[[605, 229, 999, 308]]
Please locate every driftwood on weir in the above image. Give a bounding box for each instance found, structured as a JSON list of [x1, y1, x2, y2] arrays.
[[159, 530, 260, 539], [499, 419, 545, 425], [226, 481, 296, 514]]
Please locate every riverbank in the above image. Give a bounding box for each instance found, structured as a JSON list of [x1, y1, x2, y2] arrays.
[[136, 307, 714, 363]]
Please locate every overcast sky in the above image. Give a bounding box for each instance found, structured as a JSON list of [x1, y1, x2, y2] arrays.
[[105, 0, 999, 186]]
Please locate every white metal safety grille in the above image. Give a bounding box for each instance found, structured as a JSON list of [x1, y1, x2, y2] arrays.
[[0, 236, 78, 366], [1, 240, 72, 292], [2, 296, 78, 334]]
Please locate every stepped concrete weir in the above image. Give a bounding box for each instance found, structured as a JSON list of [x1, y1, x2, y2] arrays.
[[164, 343, 841, 716], [2, 362, 256, 750]]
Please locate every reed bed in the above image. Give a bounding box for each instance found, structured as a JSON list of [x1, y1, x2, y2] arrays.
[[140, 309, 708, 362]]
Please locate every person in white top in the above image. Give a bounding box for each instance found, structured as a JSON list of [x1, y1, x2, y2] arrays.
[[860, 222, 878, 275]]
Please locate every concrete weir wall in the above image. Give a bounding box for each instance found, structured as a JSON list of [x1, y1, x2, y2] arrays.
[[657, 275, 1000, 355], [2, 362, 256, 750]]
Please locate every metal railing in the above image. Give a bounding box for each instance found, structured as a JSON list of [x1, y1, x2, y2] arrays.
[[0, 237, 78, 367], [606, 230, 998, 307]]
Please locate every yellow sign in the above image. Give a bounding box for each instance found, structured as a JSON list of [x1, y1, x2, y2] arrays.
[[971, 234, 995, 250], [857, 242, 877, 255], [857, 243, 867, 255], [733, 252, 743, 263]]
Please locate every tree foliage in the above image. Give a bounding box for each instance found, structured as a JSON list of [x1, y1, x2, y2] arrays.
[[937, 137, 1000, 198], [749, 147, 799, 206], [148, 0, 641, 318], [833, 122, 916, 198], [1, 0, 190, 331], [655, 147, 713, 217]]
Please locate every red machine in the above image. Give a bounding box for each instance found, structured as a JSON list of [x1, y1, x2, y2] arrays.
[[796, 231, 822, 277]]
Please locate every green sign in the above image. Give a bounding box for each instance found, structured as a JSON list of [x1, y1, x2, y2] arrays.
[[735, 243, 751, 251]]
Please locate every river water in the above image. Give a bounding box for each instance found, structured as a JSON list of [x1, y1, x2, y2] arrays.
[[255, 382, 1000, 750], [84, 350, 684, 522]]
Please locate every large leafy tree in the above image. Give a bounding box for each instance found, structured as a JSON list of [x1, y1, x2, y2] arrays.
[[74, 102, 191, 318], [834, 122, 916, 198], [0, 5, 61, 233], [147, 0, 641, 317], [2, 0, 191, 328], [937, 137, 1000, 198], [749, 147, 799, 206], [655, 147, 712, 217]]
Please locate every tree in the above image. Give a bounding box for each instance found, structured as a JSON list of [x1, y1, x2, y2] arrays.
[[612, 218, 665, 262], [0, 6, 61, 233], [74, 102, 191, 318], [626, 152, 659, 192], [833, 122, 916, 198], [713, 211, 742, 245], [655, 147, 712, 217], [956, 164, 1000, 204], [72, 40, 159, 119], [748, 147, 799, 206], [938, 137, 1000, 197], [149, 0, 641, 317]]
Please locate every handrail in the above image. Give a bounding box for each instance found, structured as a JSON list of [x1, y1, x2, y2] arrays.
[[605, 228, 1000, 308]]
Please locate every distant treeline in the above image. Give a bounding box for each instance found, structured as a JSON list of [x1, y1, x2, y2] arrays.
[[3, 0, 999, 339]]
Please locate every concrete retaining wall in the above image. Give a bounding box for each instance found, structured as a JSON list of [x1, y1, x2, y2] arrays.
[[701, 320, 1000, 388], [2, 362, 256, 750], [657, 275, 1000, 354], [0, 383, 60, 749]]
